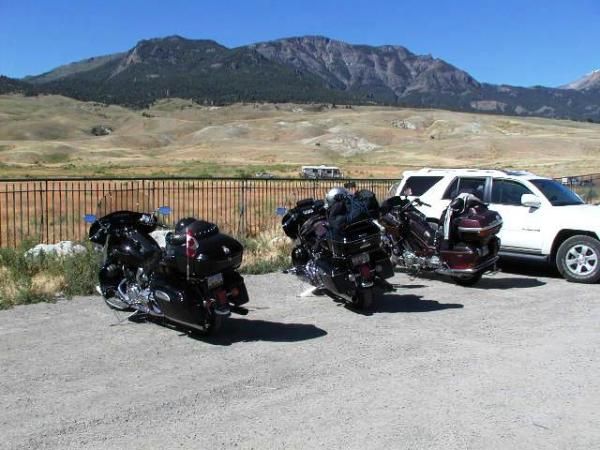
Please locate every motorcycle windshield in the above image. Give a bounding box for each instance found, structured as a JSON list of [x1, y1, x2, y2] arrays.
[[95, 190, 154, 220]]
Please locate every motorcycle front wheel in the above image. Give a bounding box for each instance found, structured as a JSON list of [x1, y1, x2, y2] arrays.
[[101, 280, 132, 311], [104, 296, 132, 311]]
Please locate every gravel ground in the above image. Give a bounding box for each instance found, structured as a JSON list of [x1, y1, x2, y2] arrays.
[[1, 267, 599, 450]]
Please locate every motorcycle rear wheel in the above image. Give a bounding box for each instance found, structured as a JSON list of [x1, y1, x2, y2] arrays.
[[195, 311, 223, 336], [352, 288, 373, 309], [452, 271, 483, 286]]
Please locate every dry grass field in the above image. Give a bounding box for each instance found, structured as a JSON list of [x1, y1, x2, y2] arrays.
[[1, 94, 600, 179]]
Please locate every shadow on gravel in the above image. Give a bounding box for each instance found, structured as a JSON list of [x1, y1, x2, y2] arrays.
[[191, 318, 328, 346], [467, 277, 546, 290], [498, 259, 561, 279], [404, 271, 546, 290], [349, 294, 463, 316]]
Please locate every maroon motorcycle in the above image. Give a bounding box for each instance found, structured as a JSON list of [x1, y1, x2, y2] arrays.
[[378, 193, 503, 286]]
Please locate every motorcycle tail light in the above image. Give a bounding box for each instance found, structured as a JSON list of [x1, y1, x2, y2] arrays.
[[478, 227, 497, 238], [185, 230, 198, 258], [359, 264, 372, 280], [478, 222, 502, 238]]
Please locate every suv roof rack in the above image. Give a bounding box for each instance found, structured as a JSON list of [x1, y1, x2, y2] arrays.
[[413, 167, 535, 177]]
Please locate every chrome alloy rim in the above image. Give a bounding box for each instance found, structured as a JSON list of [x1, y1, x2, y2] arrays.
[[565, 244, 598, 276]]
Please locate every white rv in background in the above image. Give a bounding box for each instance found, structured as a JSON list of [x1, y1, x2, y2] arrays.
[[300, 165, 343, 179]]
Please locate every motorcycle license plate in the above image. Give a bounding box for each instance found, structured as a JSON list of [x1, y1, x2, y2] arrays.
[[352, 252, 370, 266], [207, 273, 224, 289]]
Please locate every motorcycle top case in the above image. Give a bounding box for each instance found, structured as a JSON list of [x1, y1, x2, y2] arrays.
[[329, 220, 382, 258], [282, 198, 325, 239], [452, 206, 503, 242], [164, 220, 243, 277]]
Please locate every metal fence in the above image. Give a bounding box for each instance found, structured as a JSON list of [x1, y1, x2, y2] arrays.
[[0, 177, 396, 248], [1, 173, 596, 248], [554, 173, 600, 204]]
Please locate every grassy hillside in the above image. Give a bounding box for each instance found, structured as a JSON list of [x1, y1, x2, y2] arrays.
[[1, 94, 599, 178]]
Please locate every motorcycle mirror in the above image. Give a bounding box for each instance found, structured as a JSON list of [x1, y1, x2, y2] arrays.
[[158, 206, 172, 215], [84, 214, 97, 224]]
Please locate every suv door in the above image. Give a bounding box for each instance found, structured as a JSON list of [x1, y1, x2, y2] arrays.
[[489, 178, 543, 253]]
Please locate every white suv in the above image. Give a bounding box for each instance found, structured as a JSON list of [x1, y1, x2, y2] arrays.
[[392, 168, 600, 283]]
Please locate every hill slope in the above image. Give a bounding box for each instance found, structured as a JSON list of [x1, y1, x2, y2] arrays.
[[1, 94, 600, 178]]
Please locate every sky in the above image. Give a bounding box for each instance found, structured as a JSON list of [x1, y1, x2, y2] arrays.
[[1, 0, 599, 87]]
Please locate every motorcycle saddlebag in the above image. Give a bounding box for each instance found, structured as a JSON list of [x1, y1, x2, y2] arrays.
[[223, 271, 249, 306]]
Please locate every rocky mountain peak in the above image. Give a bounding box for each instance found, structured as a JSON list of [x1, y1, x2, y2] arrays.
[[561, 69, 600, 91], [253, 35, 479, 99]]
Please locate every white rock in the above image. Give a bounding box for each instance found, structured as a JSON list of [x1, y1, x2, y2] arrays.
[[25, 241, 87, 258]]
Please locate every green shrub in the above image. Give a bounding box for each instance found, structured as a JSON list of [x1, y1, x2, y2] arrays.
[[0, 241, 100, 309], [239, 230, 292, 275]]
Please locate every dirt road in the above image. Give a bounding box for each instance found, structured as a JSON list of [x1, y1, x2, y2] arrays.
[[1, 269, 598, 449]]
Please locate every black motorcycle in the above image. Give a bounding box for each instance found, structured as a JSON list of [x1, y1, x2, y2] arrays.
[[85, 192, 249, 335], [281, 194, 395, 309]]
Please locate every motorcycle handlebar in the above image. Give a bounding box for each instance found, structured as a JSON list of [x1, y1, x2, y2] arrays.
[[90, 220, 109, 241]]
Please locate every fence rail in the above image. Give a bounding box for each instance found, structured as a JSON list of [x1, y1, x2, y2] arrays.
[[0, 177, 396, 248], [1, 173, 597, 248]]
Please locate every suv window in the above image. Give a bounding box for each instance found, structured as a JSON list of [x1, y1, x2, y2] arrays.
[[491, 179, 533, 205], [443, 177, 487, 200], [531, 179, 584, 206], [401, 176, 443, 196]]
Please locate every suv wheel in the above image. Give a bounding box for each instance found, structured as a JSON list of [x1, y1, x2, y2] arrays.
[[556, 235, 600, 283]]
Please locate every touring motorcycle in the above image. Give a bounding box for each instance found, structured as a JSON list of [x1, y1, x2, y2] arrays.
[[282, 191, 395, 309], [378, 193, 502, 286], [85, 192, 249, 335]]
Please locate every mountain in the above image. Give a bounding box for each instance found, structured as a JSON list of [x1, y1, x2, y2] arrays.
[[0, 75, 34, 95], [25, 35, 352, 107], [24, 53, 125, 84], [252, 36, 480, 103], [561, 69, 600, 91], [4, 35, 600, 120], [471, 83, 600, 119]]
